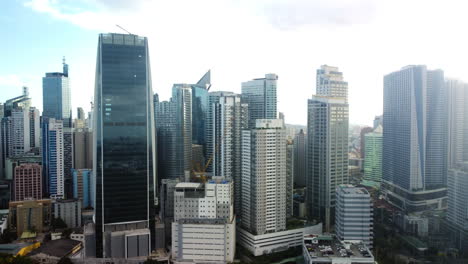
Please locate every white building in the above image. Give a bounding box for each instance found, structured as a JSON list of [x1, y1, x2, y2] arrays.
[[303, 234, 374, 264], [44, 119, 65, 198], [241, 119, 286, 235], [172, 177, 235, 263], [53, 199, 82, 228], [335, 185, 373, 249], [316, 65, 348, 102], [238, 223, 322, 257]]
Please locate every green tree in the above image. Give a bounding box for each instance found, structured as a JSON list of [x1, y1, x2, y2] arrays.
[[51, 218, 67, 230]]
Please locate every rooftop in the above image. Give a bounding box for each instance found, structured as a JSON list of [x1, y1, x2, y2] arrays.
[[339, 184, 369, 195], [303, 235, 373, 260], [28, 239, 80, 258], [175, 182, 202, 189]]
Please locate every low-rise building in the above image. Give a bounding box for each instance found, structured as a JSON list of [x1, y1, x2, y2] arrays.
[[8, 199, 52, 236], [237, 223, 322, 257], [303, 234, 374, 264]]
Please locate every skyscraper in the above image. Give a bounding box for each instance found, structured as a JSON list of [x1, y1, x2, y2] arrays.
[[211, 93, 248, 213], [307, 96, 349, 231], [382, 65, 447, 213], [362, 125, 383, 189], [191, 70, 211, 149], [172, 85, 192, 175], [316, 65, 348, 102], [446, 79, 468, 168], [42, 118, 65, 198], [241, 119, 286, 235], [42, 59, 72, 128], [293, 129, 307, 187], [14, 163, 42, 201], [286, 140, 294, 217], [447, 162, 468, 250], [307, 65, 349, 232], [77, 107, 85, 120], [241, 74, 278, 127], [28, 107, 40, 150], [93, 33, 156, 258]]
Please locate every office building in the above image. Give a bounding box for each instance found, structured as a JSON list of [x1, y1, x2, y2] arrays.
[[13, 163, 42, 201], [293, 129, 307, 187], [362, 125, 383, 189], [286, 140, 294, 217], [42, 58, 72, 128], [42, 119, 65, 199], [53, 199, 81, 228], [447, 79, 468, 168], [8, 199, 52, 236], [241, 74, 278, 127], [28, 107, 40, 150], [211, 93, 248, 213], [155, 85, 192, 181], [373, 115, 383, 130], [10, 108, 31, 156], [191, 70, 211, 149], [335, 185, 373, 249], [360, 127, 373, 158], [447, 162, 468, 250], [316, 65, 348, 102], [77, 107, 85, 120], [172, 177, 235, 263], [72, 169, 94, 208], [73, 128, 92, 170], [93, 33, 156, 258], [241, 119, 286, 235], [307, 96, 349, 232], [382, 66, 447, 213]]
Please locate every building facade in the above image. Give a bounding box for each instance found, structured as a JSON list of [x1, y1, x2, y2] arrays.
[[14, 163, 42, 201], [241, 74, 278, 128], [72, 169, 94, 208], [335, 185, 373, 249], [53, 199, 82, 228], [362, 125, 382, 189], [42, 119, 65, 199], [241, 119, 286, 235], [446, 79, 468, 168], [93, 33, 156, 258], [293, 129, 307, 187], [286, 140, 294, 217], [42, 59, 72, 128], [382, 65, 447, 213], [316, 65, 348, 102], [307, 96, 349, 232]]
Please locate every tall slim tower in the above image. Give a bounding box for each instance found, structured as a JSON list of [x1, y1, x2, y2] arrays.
[[241, 74, 277, 128], [362, 126, 383, 188], [172, 85, 192, 176], [211, 93, 248, 213], [241, 119, 286, 235], [307, 65, 349, 232], [42, 118, 65, 198], [191, 70, 211, 149], [382, 65, 447, 213], [42, 59, 72, 128], [293, 129, 307, 187], [446, 79, 468, 168], [93, 33, 156, 258]]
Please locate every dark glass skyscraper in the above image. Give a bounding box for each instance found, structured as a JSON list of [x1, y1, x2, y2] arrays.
[[93, 33, 156, 258], [42, 59, 72, 128]]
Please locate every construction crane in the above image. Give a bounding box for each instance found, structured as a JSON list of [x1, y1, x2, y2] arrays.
[[191, 143, 219, 183]]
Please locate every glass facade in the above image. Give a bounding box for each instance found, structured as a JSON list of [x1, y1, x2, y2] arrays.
[[42, 63, 71, 128], [94, 33, 156, 257]]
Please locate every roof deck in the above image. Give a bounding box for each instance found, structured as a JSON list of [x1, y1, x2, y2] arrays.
[[303, 235, 374, 263]]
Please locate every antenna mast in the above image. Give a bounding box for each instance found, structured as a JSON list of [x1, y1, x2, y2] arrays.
[[116, 24, 133, 35]]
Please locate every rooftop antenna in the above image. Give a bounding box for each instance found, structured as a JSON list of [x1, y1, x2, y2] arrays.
[[116, 24, 133, 35]]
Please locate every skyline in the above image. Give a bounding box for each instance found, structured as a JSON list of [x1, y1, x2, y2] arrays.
[[2, 0, 468, 126]]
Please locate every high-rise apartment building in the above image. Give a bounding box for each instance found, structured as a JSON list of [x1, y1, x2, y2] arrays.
[[13, 163, 42, 201], [316, 65, 348, 102], [362, 125, 382, 188], [42, 59, 72, 128], [42, 118, 65, 199], [172, 178, 235, 262], [211, 93, 248, 213], [241, 74, 277, 127], [28, 107, 40, 150], [10, 108, 31, 156], [447, 162, 468, 250], [241, 119, 286, 235], [53, 199, 82, 228], [307, 96, 349, 231], [93, 33, 156, 258], [382, 65, 447, 213], [335, 184, 373, 249]]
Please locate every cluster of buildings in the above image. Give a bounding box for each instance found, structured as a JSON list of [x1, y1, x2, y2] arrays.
[[0, 31, 467, 264]]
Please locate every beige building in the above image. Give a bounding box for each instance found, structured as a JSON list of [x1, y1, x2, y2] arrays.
[[9, 199, 52, 236]]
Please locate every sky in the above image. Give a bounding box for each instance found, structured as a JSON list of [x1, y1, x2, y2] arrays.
[[1, 0, 468, 126]]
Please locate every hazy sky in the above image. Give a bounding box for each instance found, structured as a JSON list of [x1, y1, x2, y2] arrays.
[[1, 0, 468, 125]]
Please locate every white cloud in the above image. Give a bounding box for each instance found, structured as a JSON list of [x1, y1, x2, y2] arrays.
[[20, 0, 468, 125]]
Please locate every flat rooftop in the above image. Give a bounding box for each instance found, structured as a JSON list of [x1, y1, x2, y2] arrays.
[[303, 235, 373, 259], [28, 239, 80, 258]]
